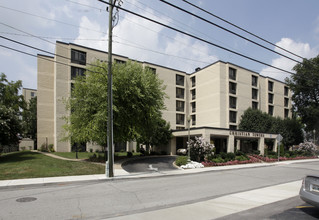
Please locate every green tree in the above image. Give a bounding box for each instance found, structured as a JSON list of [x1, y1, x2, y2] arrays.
[[0, 73, 25, 147], [239, 108, 304, 148], [238, 108, 272, 133], [286, 55, 319, 132], [22, 96, 37, 141], [63, 61, 167, 152]]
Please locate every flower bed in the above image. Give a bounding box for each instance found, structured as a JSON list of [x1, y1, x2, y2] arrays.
[[202, 155, 260, 167], [250, 154, 317, 162]]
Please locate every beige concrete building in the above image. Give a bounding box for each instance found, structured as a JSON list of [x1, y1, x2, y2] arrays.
[[22, 88, 37, 103], [37, 41, 291, 155]]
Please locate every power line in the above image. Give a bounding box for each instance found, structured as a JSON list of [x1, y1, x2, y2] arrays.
[[158, 0, 301, 64], [97, 0, 295, 75], [181, 0, 304, 60]]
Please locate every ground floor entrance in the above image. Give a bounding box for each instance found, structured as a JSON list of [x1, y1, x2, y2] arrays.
[[170, 127, 279, 156]]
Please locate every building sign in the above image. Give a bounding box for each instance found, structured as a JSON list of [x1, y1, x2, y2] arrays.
[[229, 130, 264, 137]]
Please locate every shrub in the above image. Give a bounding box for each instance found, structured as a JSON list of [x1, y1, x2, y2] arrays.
[[89, 148, 93, 153], [175, 156, 188, 166], [252, 150, 260, 155], [236, 151, 245, 156], [21, 147, 26, 151], [48, 144, 55, 152], [40, 143, 48, 152], [298, 142, 317, 155], [160, 151, 167, 155], [127, 152, 133, 158], [235, 155, 249, 161], [212, 157, 224, 163], [188, 136, 215, 162]]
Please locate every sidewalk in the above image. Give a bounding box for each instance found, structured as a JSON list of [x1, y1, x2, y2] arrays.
[[0, 158, 318, 188]]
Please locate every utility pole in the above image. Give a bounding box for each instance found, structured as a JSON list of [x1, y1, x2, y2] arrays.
[[107, 0, 114, 178]]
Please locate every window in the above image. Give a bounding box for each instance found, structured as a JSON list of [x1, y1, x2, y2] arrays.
[[229, 96, 236, 109], [191, 115, 196, 125], [191, 89, 196, 100], [176, 114, 185, 125], [71, 49, 86, 65], [252, 75, 258, 87], [284, 86, 289, 96], [176, 100, 185, 112], [284, 109, 289, 118], [284, 98, 289, 107], [268, 105, 274, 116], [176, 74, 185, 86], [191, 102, 196, 113], [176, 126, 185, 130], [229, 125, 237, 130], [268, 81, 274, 92], [115, 59, 126, 65], [229, 111, 237, 123], [31, 92, 35, 97], [191, 76, 196, 87], [229, 82, 237, 95], [71, 66, 86, 80], [176, 88, 184, 99], [252, 101, 258, 110], [229, 68, 236, 80], [146, 66, 156, 74], [252, 88, 258, 100], [268, 93, 274, 104]]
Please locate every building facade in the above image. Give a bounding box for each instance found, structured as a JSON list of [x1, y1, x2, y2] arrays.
[[37, 42, 291, 154], [22, 88, 37, 103]]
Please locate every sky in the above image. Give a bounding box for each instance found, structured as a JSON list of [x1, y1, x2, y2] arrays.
[[0, 0, 319, 90]]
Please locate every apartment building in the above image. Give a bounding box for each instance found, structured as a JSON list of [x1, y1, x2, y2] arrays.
[[37, 41, 290, 154], [22, 88, 37, 103]]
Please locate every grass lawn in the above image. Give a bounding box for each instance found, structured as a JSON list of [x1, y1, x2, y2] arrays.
[[52, 151, 141, 160], [0, 151, 105, 180]]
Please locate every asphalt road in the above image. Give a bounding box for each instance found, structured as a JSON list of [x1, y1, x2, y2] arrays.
[[1, 161, 319, 219], [121, 155, 178, 173], [217, 196, 319, 220]]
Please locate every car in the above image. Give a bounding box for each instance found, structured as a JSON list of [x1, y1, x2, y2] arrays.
[[177, 148, 187, 155], [299, 175, 319, 208]]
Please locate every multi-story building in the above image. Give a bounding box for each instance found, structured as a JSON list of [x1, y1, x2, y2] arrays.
[[37, 41, 290, 155], [22, 88, 37, 103]]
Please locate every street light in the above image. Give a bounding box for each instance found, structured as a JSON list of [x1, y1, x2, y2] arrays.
[[187, 116, 191, 162]]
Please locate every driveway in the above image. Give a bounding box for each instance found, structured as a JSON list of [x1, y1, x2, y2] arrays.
[[121, 156, 178, 173]]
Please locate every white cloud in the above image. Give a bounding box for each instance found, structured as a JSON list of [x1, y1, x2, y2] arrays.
[[260, 38, 318, 82]]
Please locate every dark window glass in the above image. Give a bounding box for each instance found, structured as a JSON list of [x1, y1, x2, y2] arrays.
[[229, 125, 237, 130], [229, 68, 236, 80], [176, 126, 185, 130], [284, 86, 289, 96], [268, 105, 274, 116], [229, 111, 237, 123], [31, 92, 35, 97], [252, 88, 258, 100], [191, 89, 196, 100], [115, 59, 126, 65], [176, 74, 185, 86], [71, 66, 86, 80], [71, 49, 86, 65], [252, 101, 258, 109], [284, 98, 289, 107], [191, 76, 196, 87], [191, 115, 196, 125], [268, 93, 274, 104], [176, 100, 185, 112], [146, 66, 156, 74], [176, 114, 185, 125], [252, 75, 258, 87], [191, 102, 196, 113], [229, 82, 237, 95], [176, 88, 185, 99], [284, 109, 289, 118], [268, 81, 274, 92], [229, 96, 236, 109]]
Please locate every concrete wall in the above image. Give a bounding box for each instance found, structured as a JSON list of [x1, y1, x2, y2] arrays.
[[37, 55, 55, 150]]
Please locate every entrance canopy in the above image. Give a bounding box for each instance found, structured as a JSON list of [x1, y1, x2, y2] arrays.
[[170, 127, 279, 155]]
